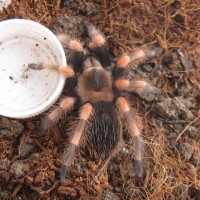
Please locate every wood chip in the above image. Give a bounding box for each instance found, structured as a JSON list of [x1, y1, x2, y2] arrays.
[[58, 186, 77, 197]]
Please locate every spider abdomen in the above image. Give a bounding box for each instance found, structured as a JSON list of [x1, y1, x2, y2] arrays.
[[86, 102, 122, 160]]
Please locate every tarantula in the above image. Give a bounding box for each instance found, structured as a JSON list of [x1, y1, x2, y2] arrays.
[[28, 21, 162, 180]]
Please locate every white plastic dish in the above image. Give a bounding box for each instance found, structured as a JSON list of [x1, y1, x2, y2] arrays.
[[0, 19, 66, 118]]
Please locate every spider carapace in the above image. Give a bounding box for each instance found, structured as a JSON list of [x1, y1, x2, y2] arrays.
[[29, 21, 162, 180]]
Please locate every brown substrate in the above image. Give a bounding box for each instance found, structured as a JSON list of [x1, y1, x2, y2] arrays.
[[0, 0, 199, 199]]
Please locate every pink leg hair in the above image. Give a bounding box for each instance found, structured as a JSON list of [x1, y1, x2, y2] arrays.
[[84, 20, 106, 47], [114, 79, 161, 101], [116, 47, 163, 68], [116, 97, 143, 177], [84, 21, 111, 67], [39, 97, 75, 135], [28, 63, 74, 77], [57, 34, 83, 51], [61, 103, 93, 180], [57, 34, 85, 73]]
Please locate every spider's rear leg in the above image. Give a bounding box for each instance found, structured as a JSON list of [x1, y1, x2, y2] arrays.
[[57, 34, 85, 73], [114, 79, 161, 101], [61, 103, 93, 180], [38, 97, 75, 135], [84, 20, 111, 67], [116, 97, 143, 178], [28, 63, 74, 77]]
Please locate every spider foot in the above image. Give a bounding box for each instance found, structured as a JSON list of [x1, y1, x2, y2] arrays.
[[136, 82, 161, 101], [144, 47, 163, 58], [28, 63, 43, 70], [60, 144, 77, 180], [60, 164, 68, 180], [135, 160, 143, 178]]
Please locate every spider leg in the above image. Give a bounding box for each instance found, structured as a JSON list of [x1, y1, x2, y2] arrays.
[[116, 48, 163, 68], [113, 48, 162, 79], [57, 34, 85, 73], [38, 97, 75, 135], [84, 20, 111, 67], [28, 63, 74, 77], [61, 103, 93, 180], [114, 79, 161, 100], [116, 97, 143, 177]]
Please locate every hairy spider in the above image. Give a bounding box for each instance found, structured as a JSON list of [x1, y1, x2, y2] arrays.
[[28, 21, 162, 180]]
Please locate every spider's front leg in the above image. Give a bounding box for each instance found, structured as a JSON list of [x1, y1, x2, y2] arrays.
[[61, 103, 93, 180], [57, 34, 85, 73], [114, 48, 162, 101], [114, 78, 161, 101], [29, 34, 85, 74], [116, 47, 163, 69], [28, 62, 75, 77], [113, 47, 163, 80], [84, 20, 111, 67], [116, 97, 143, 178]]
